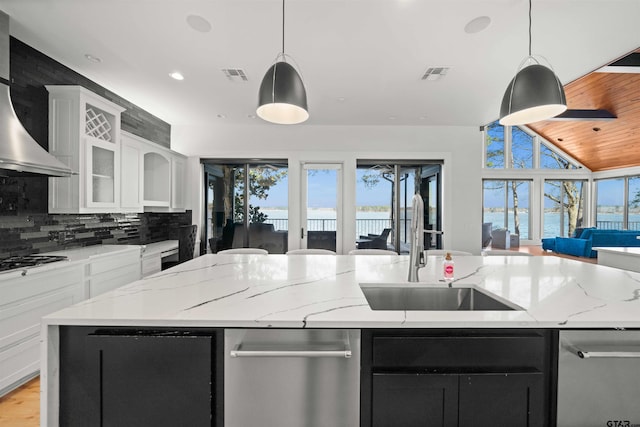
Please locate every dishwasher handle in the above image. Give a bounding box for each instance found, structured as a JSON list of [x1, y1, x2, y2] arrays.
[[230, 332, 352, 358], [565, 342, 640, 359]]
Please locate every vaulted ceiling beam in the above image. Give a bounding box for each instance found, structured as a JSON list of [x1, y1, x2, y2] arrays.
[[546, 109, 617, 121]]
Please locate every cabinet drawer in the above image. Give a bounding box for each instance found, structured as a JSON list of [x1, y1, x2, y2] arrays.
[[141, 254, 161, 277], [89, 263, 140, 297], [0, 286, 83, 350], [372, 331, 549, 370], [0, 265, 83, 307], [0, 334, 39, 395], [88, 251, 139, 276]]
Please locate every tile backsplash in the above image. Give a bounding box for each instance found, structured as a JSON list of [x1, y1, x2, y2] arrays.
[[0, 211, 192, 258]]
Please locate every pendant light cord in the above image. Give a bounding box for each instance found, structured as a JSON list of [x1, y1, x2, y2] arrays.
[[528, 0, 532, 57], [282, 0, 286, 55]]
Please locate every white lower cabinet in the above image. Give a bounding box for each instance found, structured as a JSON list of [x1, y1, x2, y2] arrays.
[[0, 246, 144, 396], [86, 249, 141, 298], [0, 265, 84, 395], [141, 252, 162, 277]]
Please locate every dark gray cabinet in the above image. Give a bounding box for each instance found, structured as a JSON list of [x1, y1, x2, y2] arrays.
[[361, 329, 557, 427], [372, 373, 459, 427], [458, 372, 544, 426], [59, 327, 223, 427]]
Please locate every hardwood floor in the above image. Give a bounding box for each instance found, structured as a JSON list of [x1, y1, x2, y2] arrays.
[[507, 244, 598, 264], [0, 377, 40, 427], [0, 246, 596, 425]]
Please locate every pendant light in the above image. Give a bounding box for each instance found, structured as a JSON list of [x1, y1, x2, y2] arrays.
[[257, 0, 308, 125], [499, 0, 566, 126]]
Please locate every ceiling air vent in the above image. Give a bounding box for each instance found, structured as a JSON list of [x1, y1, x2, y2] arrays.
[[221, 68, 248, 82], [421, 67, 450, 81]]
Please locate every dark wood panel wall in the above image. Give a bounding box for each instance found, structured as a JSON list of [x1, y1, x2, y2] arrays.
[[0, 38, 187, 257], [9, 37, 171, 148]]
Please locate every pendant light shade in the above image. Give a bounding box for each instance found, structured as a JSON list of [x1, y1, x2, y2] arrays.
[[256, 0, 308, 125], [499, 62, 567, 126], [499, 0, 566, 126], [257, 60, 308, 125]]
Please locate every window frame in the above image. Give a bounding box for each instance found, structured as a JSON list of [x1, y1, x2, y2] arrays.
[[482, 121, 592, 243]]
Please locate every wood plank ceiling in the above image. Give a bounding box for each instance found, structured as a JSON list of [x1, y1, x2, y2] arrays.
[[528, 48, 640, 172]]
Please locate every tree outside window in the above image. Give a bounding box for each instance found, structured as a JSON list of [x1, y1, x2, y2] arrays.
[[544, 180, 585, 237]]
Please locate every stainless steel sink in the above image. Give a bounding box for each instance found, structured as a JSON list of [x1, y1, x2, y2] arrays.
[[359, 284, 522, 311]]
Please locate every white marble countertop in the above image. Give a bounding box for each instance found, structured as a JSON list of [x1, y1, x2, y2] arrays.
[[141, 240, 179, 256], [41, 244, 141, 263], [0, 244, 142, 279], [42, 254, 640, 329]]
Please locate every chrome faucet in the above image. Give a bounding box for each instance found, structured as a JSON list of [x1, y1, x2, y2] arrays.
[[408, 194, 426, 282]]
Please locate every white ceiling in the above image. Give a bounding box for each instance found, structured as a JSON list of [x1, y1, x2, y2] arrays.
[[0, 0, 638, 130]]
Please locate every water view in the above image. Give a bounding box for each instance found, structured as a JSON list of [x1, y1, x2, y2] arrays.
[[261, 208, 640, 240], [261, 208, 403, 238], [483, 211, 640, 238]]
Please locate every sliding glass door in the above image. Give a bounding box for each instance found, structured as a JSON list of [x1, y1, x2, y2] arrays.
[[203, 161, 288, 253], [300, 163, 342, 252], [356, 161, 442, 253]]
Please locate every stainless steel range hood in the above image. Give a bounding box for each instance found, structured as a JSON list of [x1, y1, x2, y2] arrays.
[[0, 10, 73, 177]]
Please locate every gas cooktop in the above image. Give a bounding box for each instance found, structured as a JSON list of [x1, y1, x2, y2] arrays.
[[0, 255, 68, 272]]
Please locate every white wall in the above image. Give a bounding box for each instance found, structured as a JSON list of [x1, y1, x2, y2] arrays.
[[173, 124, 483, 254]]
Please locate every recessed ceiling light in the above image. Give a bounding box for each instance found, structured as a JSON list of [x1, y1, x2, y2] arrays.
[[336, 97, 346, 102], [464, 16, 491, 34], [186, 14, 212, 33], [169, 72, 184, 81], [84, 54, 101, 63], [388, 116, 397, 120]]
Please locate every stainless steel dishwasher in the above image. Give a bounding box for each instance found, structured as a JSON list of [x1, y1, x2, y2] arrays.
[[224, 329, 360, 427], [558, 330, 640, 427]]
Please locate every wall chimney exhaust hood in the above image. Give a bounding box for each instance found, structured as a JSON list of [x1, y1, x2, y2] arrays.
[[0, 10, 73, 177]]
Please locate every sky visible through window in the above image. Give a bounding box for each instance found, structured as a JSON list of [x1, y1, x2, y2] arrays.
[[251, 170, 393, 208]]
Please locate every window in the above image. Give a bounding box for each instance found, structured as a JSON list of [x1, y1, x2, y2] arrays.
[[203, 161, 288, 253], [484, 120, 581, 171], [485, 122, 504, 168], [483, 120, 587, 242], [540, 143, 580, 169], [596, 178, 624, 230], [483, 180, 531, 239], [356, 162, 442, 253], [543, 180, 585, 237], [511, 127, 533, 169], [630, 176, 640, 231], [595, 176, 640, 231]]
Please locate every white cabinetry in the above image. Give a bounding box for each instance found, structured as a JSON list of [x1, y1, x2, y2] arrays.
[[143, 150, 171, 207], [0, 264, 84, 395], [118, 131, 186, 212], [171, 155, 186, 210], [140, 240, 179, 277], [120, 133, 143, 212], [46, 86, 125, 214], [141, 251, 162, 277], [85, 248, 141, 298]]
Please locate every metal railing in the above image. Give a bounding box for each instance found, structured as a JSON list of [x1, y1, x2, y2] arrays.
[[263, 218, 415, 243], [596, 221, 640, 231], [265, 218, 394, 236]]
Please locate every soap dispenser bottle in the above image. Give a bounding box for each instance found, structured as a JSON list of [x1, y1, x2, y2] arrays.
[[443, 252, 454, 281]]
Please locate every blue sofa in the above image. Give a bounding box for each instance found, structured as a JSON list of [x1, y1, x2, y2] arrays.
[[542, 227, 640, 258]]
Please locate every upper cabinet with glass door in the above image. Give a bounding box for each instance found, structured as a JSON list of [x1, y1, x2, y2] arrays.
[[47, 85, 125, 213]]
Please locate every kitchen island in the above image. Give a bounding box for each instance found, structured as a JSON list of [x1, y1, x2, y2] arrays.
[[596, 246, 640, 273], [41, 254, 640, 426]]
